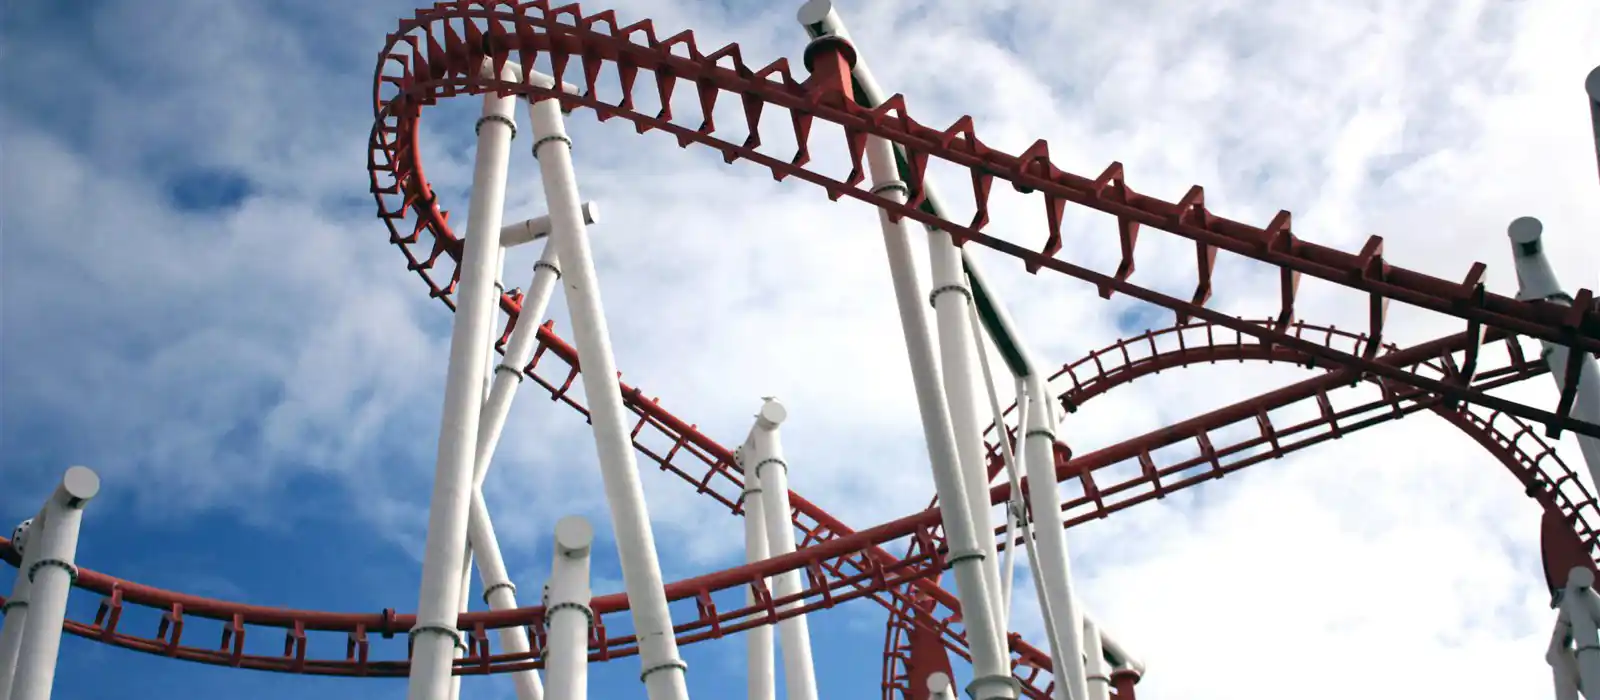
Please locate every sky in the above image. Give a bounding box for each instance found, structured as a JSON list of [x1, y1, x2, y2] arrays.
[[2, 0, 1599, 698]]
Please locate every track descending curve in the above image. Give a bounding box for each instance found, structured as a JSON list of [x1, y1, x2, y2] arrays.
[[2, 3, 1591, 699], [880, 319, 1598, 698], [3, 316, 1589, 699], [369, 0, 1600, 437]]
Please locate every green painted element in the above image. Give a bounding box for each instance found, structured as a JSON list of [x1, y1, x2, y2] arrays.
[[803, 23, 1033, 377]]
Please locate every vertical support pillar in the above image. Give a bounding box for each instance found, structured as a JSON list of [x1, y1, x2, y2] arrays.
[[1021, 377, 1090, 700], [906, 595, 955, 700], [737, 451, 775, 700], [1562, 567, 1600, 695], [747, 399, 819, 700], [924, 220, 1006, 638], [1549, 608, 1580, 700], [1083, 618, 1110, 700], [865, 131, 1014, 699], [927, 672, 957, 700], [464, 239, 566, 700], [544, 516, 594, 700], [0, 516, 42, 700], [1109, 669, 1141, 700], [1507, 218, 1600, 480], [7, 466, 100, 700], [408, 83, 517, 700], [1585, 66, 1599, 186], [449, 560, 471, 700], [526, 93, 689, 699]]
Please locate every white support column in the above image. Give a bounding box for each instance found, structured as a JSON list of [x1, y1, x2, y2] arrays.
[[1083, 618, 1111, 700], [1021, 376, 1090, 700], [738, 450, 776, 700], [1508, 218, 1600, 481], [474, 239, 566, 492], [746, 400, 818, 700], [1563, 567, 1600, 696], [526, 93, 690, 699], [1012, 389, 1071, 700], [0, 515, 43, 700], [7, 466, 100, 700], [867, 135, 1015, 700], [408, 81, 517, 700], [544, 516, 594, 700], [923, 220, 1005, 640], [453, 240, 505, 700], [449, 558, 471, 700], [1549, 607, 1580, 700], [460, 237, 563, 700]]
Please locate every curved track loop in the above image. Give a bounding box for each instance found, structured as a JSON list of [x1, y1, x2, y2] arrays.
[[878, 319, 1600, 699], [3, 1, 1591, 696], [368, 1, 1600, 437], [4, 317, 1589, 698]]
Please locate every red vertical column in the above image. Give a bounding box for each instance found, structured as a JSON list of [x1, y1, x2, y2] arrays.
[[906, 595, 955, 700], [1110, 669, 1141, 699], [802, 35, 858, 104]]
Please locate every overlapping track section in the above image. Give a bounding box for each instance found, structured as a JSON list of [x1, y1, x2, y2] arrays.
[[3, 2, 1599, 698]]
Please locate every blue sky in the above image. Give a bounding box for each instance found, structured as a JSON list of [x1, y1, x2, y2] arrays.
[[4, 1, 1600, 699]]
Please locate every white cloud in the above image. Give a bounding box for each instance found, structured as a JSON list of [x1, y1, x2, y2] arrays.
[[4, 0, 1600, 697]]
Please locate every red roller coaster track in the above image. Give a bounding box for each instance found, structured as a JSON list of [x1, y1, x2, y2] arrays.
[[5, 2, 1597, 699]]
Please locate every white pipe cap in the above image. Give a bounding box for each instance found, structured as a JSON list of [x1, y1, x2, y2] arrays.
[[757, 398, 787, 429], [554, 515, 594, 557], [61, 465, 101, 503], [797, 0, 836, 26]]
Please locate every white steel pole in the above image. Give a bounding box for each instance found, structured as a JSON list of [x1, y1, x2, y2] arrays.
[[408, 79, 517, 700], [0, 514, 44, 700], [796, 0, 1038, 380], [474, 239, 568, 488], [449, 558, 471, 700], [737, 450, 776, 700], [7, 466, 100, 700], [1549, 607, 1580, 700], [1012, 384, 1070, 700], [803, 0, 1150, 681], [1083, 618, 1110, 700], [968, 298, 1026, 620], [544, 516, 594, 700], [1508, 218, 1600, 480], [526, 94, 690, 700], [967, 239, 1145, 694], [461, 239, 567, 700], [921, 207, 1005, 640], [867, 135, 1016, 700], [1021, 376, 1090, 700], [1563, 567, 1600, 696], [746, 399, 819, 700]]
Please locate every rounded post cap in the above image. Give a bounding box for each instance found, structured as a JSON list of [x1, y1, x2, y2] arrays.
[[757, 397, 788, 429], [1508, 216, 1543, 244], [1571, 566, 1596, 589], [554, 515, 594, 555], [797, 0, 836, 27], [62, 465, 101, 502]]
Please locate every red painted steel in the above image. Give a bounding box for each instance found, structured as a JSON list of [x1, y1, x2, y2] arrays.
[[370, 1, 1599, 437], [1, 3, 1591, 698], [1, 318, 1586, 699], [879, 319, 1596, 697]]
